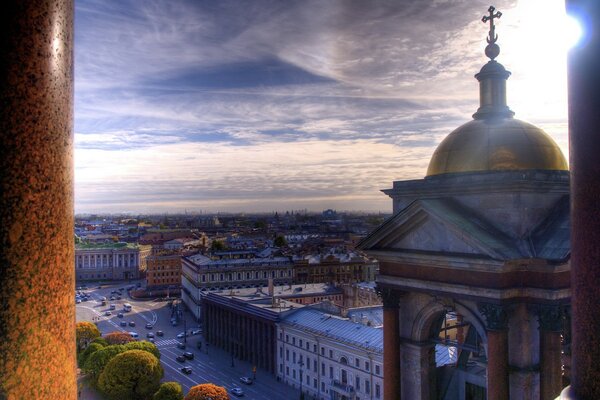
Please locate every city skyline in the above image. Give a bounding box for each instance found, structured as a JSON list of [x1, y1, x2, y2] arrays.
[[75, 0, 576, 214]]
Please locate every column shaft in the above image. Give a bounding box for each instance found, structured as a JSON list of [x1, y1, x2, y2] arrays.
[[540, 330, 562, 400], [487, 330, 509, 400], [0, 1, 75, 398], [383, 306, 401, 399]]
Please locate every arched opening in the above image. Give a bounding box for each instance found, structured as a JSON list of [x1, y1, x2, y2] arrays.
[[412, 301, 488, 400]]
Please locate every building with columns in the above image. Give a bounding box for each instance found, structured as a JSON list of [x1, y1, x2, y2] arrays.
[[75, 242, 151, 281], [359, 8, 570, 400]]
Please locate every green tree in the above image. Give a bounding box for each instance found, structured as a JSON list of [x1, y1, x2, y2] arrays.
[[124, 340, 160, 360], [78, 342, 104, 367], [211, 240, 226, 251], [154, 382, 184, 400], [84, 344, 126, 379], [184, 384, 229, 400], [91, 337, 108, 347], [273, 235, 287, 247], [76, 321, 101, 352], [98, 350, 163, 400]]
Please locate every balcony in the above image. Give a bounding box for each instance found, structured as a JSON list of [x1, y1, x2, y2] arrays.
[[330, 379, 355, 395]]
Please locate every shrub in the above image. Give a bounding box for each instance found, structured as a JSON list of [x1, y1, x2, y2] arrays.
[[98, 350, 163, 400]]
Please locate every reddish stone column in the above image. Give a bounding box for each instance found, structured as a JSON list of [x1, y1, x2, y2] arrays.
[[538, 306, 564, 400], [0, 1, 75, 398], [379, 287, 401, 400], [566, 1, 600, 399], [479, 303, 509, 400]]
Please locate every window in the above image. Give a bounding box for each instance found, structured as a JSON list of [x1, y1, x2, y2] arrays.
[[313, 378, 317, 389], [293, 370, 296, 379], [329, 366, 333, 379], [313, 359, 317, 372], [299, 339, 303, 347], [329, 350, 333, 358], [375, 365, 381, 375], [293, 352, 296, 363], [321, 382, 325, 392], [293, 337, 296, 345], [286, 366, 289, 375], [355, 358, 360, 367], [375, 383, 381, 398], [306, 341, 310, 350], [365, 380, 370, 394], [321, 347, 324, 356], [286, 349, 289, 361], [314, 344, 317, 352], [365, 361, 370, 371], [321, 363, 325, 376], [279, 347, 283, 358], [280, 364, 283, 373], [356, 376, 361, 391], [286, 335, 289, 343]]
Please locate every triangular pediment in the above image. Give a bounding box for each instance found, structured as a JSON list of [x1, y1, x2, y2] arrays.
[[359, 198, 522, 260]]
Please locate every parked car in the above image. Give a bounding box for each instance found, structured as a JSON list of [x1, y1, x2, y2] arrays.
[[145, 323, 153, 329], [109, 304, 116, 310], [156, 330, 164, 337], [177, 342, 186, 349], [176, 355, 186, 362], [104, 311, 111, 316], [120, 321, 127, 327], [191, 328, 202, 335], [146, 332, 154, 338], [230, 387, 244, 397], [129, 321, 136, 327], [117, 313, 124, 318], [239, 377, 253, 385], [129, 332, 138, 338], [183, 352, 194, 360], [176, 332, 187, 339], [180, 366, 192, 374]]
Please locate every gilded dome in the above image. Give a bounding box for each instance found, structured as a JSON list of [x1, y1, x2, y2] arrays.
[[426, 118, 568, 176]]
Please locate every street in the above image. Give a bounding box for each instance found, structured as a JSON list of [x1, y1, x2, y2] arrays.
[[76, 280, 293, 400]]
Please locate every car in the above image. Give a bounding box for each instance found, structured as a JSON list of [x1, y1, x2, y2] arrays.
[[176, 332, 186, 339], [120, 321, 127, 327], [148, 338, 155, 343], [76, 299, 81, 304], [191, 329, 202, 335], [180, 366, 192, 375], [96, 285, 102, 289], [145, 323, 153, 329], [110, 296, 116, 301], [176, 342, 186, 349], [117, 313, 124, 318], [239, 377, 253, 385], [230, 387, 244, 397], [129, 321, 136, 327], [183, 352, 194, 360], [171, 320, 178, 327], [156, 330, 164, 337], [109, 304, 116, 310], [176, 355, 186, 362], [116, 296, 122, 300], [129, 332, 138, 338], [146, 332, 154, 338], [104, 311, 111, 316]]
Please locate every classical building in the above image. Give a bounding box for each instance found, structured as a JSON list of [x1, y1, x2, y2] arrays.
[[145, 249, 182, 289], [75, 242, 151, 281], [277, 307, 384, 400], [359, 8, 569, 400], [293, 253, 377, 284]]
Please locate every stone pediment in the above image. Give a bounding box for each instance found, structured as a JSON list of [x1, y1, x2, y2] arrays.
[[359, 198, 522, 261]]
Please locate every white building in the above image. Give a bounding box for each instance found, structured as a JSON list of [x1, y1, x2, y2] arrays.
[[277, 307, 384, 400], [75, 242, 150, 281]]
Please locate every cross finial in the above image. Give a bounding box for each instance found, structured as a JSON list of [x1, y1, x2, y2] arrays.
[[482, 6, 502, 60], [482, 6, 502, 45]]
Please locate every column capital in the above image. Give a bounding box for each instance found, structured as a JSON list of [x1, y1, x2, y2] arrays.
[[375, 285, 404, 308], [478, 302, 509, 331], [536, 304, 567, 332]]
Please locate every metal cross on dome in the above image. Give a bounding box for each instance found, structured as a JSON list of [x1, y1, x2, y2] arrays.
[[482, 5, 502, 44]]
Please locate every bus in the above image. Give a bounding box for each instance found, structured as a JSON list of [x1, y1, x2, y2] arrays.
[[123, 303, 132, 312]]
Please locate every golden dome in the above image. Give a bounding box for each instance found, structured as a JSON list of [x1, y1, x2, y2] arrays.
[[426, 118, 568, 177]]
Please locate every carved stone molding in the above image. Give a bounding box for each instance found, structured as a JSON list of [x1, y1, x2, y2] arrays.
[[478, 302, 509, 331], [375, 285, 404, 308]]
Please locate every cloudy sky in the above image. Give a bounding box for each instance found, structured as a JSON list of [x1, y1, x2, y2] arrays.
[[74, 0, 574, 214]]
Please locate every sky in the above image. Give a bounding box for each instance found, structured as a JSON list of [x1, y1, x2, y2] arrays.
[[74, 0, 575, 214]]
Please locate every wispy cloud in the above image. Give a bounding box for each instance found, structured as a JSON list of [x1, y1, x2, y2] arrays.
[[74, 0, 569, 213]]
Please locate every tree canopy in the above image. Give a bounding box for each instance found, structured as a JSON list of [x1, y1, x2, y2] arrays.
[[274, 235, 287, 247], [184, 384, 230, 400], [154, 382, 184, 400], [76, 321, 101, 352], [78, 342, 104, 367], [98, 350, 163, 400], [105, 331, 135, 345], [123, 340, 160, 360], [84, 344, 126, 378]]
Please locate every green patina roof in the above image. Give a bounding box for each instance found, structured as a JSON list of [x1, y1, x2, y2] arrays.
[[75, 241, 139, 250]]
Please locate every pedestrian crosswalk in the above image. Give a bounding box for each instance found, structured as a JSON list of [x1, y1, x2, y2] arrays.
[[154, 338, 180, 347]]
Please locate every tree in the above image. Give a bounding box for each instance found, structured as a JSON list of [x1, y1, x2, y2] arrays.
[[78, 342, 104, 367], [273, 235, 287, 247], [154, 382, 184, 400], [84, 344, 126, 378], [124, 340, 160, 360], [98, 350, 163, 400], [211, 240, 226, 251], [92, 337, 109, 347], [105, 331, 135, 345], [184, 384, 229, 400], [76, 321, 101, 352]]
